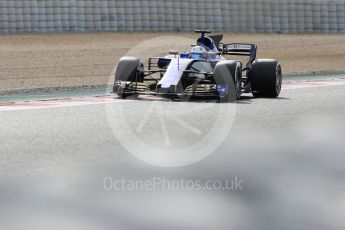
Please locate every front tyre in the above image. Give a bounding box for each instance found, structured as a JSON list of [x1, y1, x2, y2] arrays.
[[214, 61, 242, 103], [113, 57, 143, 98], [251, 59, 282, 98]]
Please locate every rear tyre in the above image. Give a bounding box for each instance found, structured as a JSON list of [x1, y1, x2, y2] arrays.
[[213, 61, 242, 103], [251, 59, 282, 98], [113, 57, 143, 98]]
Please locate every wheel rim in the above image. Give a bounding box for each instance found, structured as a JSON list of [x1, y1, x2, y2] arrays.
[[276, 65, 282, 94], [236, 73, 241, 98], [235, 66, 242, 99]]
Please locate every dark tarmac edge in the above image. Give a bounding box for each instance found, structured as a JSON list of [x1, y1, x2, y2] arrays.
[[0, 84, 108, 96]]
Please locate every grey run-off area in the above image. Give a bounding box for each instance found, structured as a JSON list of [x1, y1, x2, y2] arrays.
[[0, 82, 345, 229]]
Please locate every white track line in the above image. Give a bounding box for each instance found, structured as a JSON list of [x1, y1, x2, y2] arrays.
[[0, 95, 127, 112], [283, 78, 345, 90]]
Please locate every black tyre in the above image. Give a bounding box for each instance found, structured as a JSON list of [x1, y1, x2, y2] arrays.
[[251, 59, 282, 98], [233, 62, 243, 100], [113, 57, 142, 98], [213, 61, 242, 103]]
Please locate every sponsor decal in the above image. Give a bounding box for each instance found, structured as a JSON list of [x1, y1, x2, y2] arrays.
[[228, 44, 252, 50], [217, 84, 229, 97]]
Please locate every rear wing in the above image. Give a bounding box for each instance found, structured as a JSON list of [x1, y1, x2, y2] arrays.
[[222, 43, 257, 61]]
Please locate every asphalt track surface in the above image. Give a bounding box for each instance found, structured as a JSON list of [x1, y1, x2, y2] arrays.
[[0, 76, 345, 230]]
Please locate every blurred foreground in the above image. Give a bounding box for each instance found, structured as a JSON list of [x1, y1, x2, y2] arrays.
[[0, 83, 344, 229]]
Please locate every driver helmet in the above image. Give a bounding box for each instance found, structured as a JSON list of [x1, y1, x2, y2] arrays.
[[190, 46, 207, 60]]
